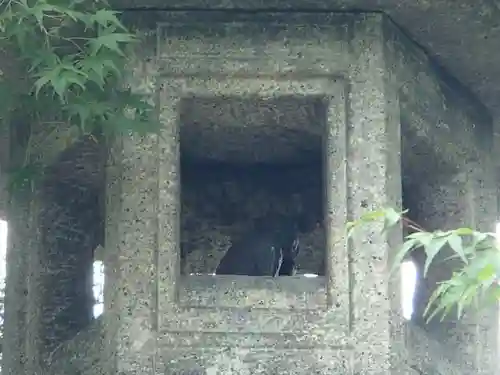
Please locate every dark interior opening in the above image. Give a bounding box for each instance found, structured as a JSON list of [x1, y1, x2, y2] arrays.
[[179, 95, 327, 276]]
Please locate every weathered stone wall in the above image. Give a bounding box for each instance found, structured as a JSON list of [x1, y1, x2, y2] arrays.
[[405, 322, 470, 375], [36, 188, 94, 353], [180, 161, 324, 275], [90, 12, 497, 375], [26, 139, 103, 368], [0, 126, 8, 220], [47, 317, 105, 375], [101, 14, 356, 375], [2, 129, 104, 375], [3, 189, 33, 375], [3, 10, 498, 375], [384, 17, 498, 375]]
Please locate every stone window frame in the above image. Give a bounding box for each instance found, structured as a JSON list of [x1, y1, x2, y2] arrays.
[[156, 76, 351, 334]]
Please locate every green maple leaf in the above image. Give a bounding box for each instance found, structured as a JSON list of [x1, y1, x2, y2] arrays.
[[27, 2, 60, 29], [89, 9, 128, 31], [34, 63, 88, 101], [89, 32, 137, 56], [78, 53, 122, 87], [65, 98, 111, 132]]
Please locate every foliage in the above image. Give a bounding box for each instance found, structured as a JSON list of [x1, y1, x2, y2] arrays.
[[0, 0, 158, 191], [347, 208, 500, 322]]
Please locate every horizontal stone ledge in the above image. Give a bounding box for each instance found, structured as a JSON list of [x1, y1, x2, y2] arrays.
[[110, 0, 376, 10], [178, 274, 328, 310], [157, 330, 353, 350]]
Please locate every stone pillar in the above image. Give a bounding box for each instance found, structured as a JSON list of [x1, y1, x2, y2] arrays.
[[458, 159, 498, 375], [348, 14, 407, 375], [1, 119, 29, 375], [3, 190, 32, 375], [494, 117, 500, 375], [3, 120, 46, 375], [24, 193, 45, 374], [104, 130, 160, 374], [103, 46, 167, 374], [2, 119, 98, 373], [15, 175, 94, 373], [410, 157, 498, 375], [0, 118, 8, 220], [157, 89, 181, 315], [324, 85, 350, 313]]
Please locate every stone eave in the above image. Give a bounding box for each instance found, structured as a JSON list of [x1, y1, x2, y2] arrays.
[[110, 0, 500, 121]]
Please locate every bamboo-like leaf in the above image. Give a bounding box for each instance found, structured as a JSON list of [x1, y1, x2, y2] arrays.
[[382, 208, 406, 234], [407, 231, 434, 248], [423, 236, 449, 277], [457, 284, 478, 319], [447, 233, 468, 263], [476, 263, 496, 282], [383, 207, 403, 227], [389, 239, 417, 277], [424, 282, 451, 322]]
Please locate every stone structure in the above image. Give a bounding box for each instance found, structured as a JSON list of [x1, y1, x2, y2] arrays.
[[1, 8, 499, 375]]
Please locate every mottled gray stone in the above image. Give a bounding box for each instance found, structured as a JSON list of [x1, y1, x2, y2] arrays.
[[37, 186, 95, 352], [406, 322, 466, 375], [111, 0, 500, 124], [346, 15, 406, 375], [157, 89, 182, 312], [47, 317, 105, 375], [22, 190, 45, 375], [103, 40, 161, 375], [2, 9, 498, 375], [3, 190, 31, 375], [384, 14, 498, 375], [157, 347, 352, 375], [0, 126, 8, 221], [105, 129, 160, 374], [178, 275, 327, 309], [180, 96, 324, 163]]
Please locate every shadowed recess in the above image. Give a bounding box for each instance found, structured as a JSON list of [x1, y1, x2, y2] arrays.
[[179, 95, 327, 276]]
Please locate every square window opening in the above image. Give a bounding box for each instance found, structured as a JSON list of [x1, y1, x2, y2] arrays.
[[179, 95, 328, 278]]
